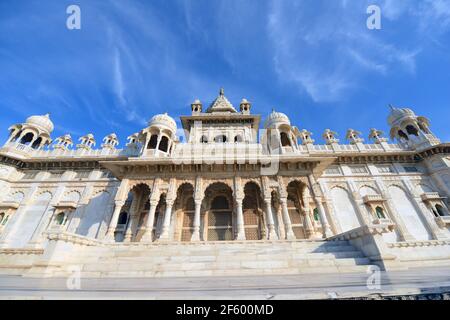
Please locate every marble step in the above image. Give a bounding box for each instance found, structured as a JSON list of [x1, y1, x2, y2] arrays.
[[65, 240, 375, 277]]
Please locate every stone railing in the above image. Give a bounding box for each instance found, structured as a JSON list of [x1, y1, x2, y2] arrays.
[[1, 140, 411, 162], [0, 142, 141, 159], [387, 239, 450, 248], [363, 195, 386, 204], [421, 192, 445, 201]]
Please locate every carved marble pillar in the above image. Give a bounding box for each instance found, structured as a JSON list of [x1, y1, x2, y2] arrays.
[[235, 198, 246, 240], [192, 176, 203, 241], [124, 191, 141, 242], [104, 200, 125, 241], [264, 198, 278, 240], [301, 194, 315, 238], [279, 197, 296, 240], [158, 199, 174, 241], [191, 199, 202, 241], [140, 200, 158, 242]]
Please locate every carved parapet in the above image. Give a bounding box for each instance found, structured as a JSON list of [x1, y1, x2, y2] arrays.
[[329, 224, 395, 241], [44, 230, 105, 247], [53, 201, 78, 210], [421, 192, 445, 201], [0, 201, 20, 210], [387, 239, 450, 248], [372, 218, 395, 226], [0, 248, 44, 255], [363, 194, 386, 204]]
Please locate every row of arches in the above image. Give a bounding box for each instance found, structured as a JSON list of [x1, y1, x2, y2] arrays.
[[7, 127, 51, 150], [112, 180, 320, 242]]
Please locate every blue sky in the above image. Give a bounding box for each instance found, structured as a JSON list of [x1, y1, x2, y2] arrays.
[[1, 0, 450, 146]]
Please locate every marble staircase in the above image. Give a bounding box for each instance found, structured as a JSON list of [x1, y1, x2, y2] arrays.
[[46, 240, 376, 278]]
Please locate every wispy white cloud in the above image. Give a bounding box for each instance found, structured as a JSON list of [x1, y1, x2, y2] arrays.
[[266, 0, 438, 103]]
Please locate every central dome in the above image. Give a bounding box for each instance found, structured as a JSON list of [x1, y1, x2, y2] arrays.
[[26, 114, 54, 133], [148, 113, 177, 133]]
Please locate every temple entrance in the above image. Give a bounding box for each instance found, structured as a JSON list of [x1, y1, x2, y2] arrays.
[[203, 183, 234, 241], [287, 181, 307, 239], [243, 182, 264, 240]]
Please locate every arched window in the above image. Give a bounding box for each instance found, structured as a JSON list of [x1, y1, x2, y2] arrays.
[[147, 134, 158, 149], [214, 135, 227, 143], [406, 125, 419, 136], [159, 136, 169, 152], [55, 212, 66, 225], [211, 196, 229, 210], [31, 137, 42, 149], [313, 208, 320, 221], [435, 204, 446, 217], [20, 132, 34, 145], [118, 212, 128, 225], [398, 130, 409, 141], [234, 135, 243, 143], [375, 206, 386, 219], [280, 132, 291, 147], [200, 135, 208, 143]]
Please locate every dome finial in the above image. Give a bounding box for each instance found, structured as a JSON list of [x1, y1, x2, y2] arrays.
[[219, 88, 224, 96]]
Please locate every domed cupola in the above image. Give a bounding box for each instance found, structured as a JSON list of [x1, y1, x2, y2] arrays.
[[263, 109, 298, 153], [5, 113, 54, 150], [148, 113, 177, 134], [264, 109, 290, 129], [387, 106, 416, 127], [387, 104, 440, 150], [142, 112, 178, 155]]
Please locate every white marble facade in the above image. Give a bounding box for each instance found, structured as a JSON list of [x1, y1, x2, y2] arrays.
[[0, 89, 449, 274]]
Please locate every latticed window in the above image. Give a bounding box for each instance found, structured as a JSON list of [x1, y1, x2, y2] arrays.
[[350, 166, 368, 174], [49, 171, 64, 179], [22, 172, 37, 180], [243, 209, 260, 240], [403, 166, 419, 173], [75, 171, 90, 179], [377, 165, 394, 173], [325, 166, 341, 175], [209, 211, 232, 226]]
